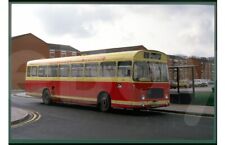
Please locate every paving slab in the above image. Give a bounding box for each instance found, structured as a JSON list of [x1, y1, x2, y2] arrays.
[[153, 104, 215, 117], [11, 107, 29, 125], [14, 92, 32, 98]]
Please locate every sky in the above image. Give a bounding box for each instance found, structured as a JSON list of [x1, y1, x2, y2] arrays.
[[11, 4, 215, 57]]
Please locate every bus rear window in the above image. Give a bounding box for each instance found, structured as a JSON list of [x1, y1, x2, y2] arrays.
[[30, 66, 37, 77], [27, 66, 31, 77], [118, 61, 132, 77], [38, 66, 48, 77]]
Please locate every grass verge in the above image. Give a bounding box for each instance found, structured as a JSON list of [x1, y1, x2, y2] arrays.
[[192, 92, 214, 106]]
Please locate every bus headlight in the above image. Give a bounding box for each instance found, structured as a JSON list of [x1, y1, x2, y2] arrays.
[[141, 95, 145, 100]]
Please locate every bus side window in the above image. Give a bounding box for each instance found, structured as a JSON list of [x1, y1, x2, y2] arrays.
[[27, 66, 31, 77], [38, 66, 48, 77], [59, 64, 70, 77], [118, 61, 132, 77], [85, 63, 98, 77], [100, 62, 116, 77], [161, 63, 169, 81], [71, 64, 84, 77], [48, 65, 58, 77], [31, 66, 37, 77]]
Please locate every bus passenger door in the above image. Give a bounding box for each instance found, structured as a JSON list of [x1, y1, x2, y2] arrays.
[[114, 61, 133, 101]]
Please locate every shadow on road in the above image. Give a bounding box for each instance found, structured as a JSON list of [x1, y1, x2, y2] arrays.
[[110, 108, 166, 117], [40, 102, 166, 117]]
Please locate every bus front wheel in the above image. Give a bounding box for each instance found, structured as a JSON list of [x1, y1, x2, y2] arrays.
[[42, 89, 52, 105], [98, 93, 111, 112]]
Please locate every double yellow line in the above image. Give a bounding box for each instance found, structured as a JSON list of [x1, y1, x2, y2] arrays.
[[11, 111, 41, 128]]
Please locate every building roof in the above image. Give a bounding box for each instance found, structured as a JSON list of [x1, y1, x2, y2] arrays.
[[48, 43, 79, 52], [12, 33, 47, 44], [12, 33, 79, 52], [81, 45, 147, 55]]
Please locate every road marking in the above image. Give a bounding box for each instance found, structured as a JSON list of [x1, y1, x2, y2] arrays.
[[11, 111, 41, 128], [148, 109, 214, 118]]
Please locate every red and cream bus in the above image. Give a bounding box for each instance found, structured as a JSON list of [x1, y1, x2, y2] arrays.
[[25, 50, 170, 112]]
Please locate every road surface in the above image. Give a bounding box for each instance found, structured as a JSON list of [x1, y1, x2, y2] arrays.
[[10, 94, 215, 142]]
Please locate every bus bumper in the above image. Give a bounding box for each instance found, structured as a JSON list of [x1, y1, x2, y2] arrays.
[[111, 100, 170, 109]]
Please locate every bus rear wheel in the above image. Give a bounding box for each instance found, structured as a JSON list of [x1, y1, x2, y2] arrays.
[[98, 93, 111, 112], [42, 89, 52, 105]]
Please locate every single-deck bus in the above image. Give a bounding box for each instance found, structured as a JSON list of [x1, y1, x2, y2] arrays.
[[25, 50, 170, 112]]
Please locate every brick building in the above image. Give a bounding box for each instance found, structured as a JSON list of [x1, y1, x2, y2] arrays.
[[168, 55, 214, 81], [81, 45, 214, 81], [49, 43, 80, 58], [11, 33, 80, 89], [167, 55, 189, 80], [187, 57, 214, 80], [11, 33, 214, 90]]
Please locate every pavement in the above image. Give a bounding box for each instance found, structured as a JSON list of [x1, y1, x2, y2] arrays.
[[152, 104, 214, 117], [11, 92, 215, 125], [11, 107, 30, 125]]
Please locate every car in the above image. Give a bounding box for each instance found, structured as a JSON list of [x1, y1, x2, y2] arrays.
[[194, 79, 201, 87], [194, 79, 208, 87], [208, 80, 214, 85], [200, 81, 208, 87], [170, 80, 191, 88], [170, 80, 177, 89], [179, 79, 191, 88]]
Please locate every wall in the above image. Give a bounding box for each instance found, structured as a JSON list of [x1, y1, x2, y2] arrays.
[[11, 34, 49, 89], [168, 55, 214, 81]]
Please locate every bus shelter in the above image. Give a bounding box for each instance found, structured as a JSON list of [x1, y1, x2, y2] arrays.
[[169, 65, 196, 104]]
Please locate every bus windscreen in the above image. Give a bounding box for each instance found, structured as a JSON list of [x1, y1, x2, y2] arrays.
[[133, 61, 168, 82]]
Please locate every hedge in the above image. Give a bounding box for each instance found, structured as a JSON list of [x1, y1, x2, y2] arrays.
[[191, 92, 215, 106]]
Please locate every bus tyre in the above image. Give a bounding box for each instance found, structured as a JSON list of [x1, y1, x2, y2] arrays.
[[42, 89, 52, 105], [133, 108, 141, 112], [98, 93, 111, 112]]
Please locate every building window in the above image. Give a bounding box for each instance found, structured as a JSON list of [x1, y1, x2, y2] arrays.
[[61, 51, 67, 57], [49, 49, 55, 58], [72, 51, 77, 56]]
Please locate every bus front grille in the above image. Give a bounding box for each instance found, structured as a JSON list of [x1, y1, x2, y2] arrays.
[[146, 88, 164, 99]]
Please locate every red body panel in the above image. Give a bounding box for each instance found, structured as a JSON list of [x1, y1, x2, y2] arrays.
[[25, 80, 170, 109]]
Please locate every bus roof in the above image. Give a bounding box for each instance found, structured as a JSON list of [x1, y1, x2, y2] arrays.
[[27, 50, 167, 65]]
